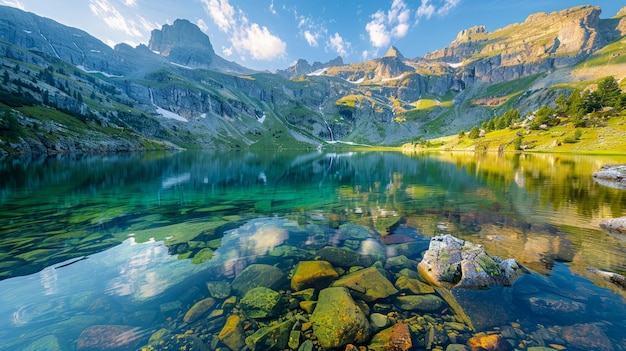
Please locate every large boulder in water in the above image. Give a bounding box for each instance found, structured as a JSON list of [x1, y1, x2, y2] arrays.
[[593, 164, 626, 190], [417, 235, 526, 289], [311, 287, 371, 349]]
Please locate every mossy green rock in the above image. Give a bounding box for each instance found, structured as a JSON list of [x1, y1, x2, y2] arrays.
[[291, 260, 338, 291], [206, 281, 231, 299], [21, 335, 63, 351], [183, 297, 216, 323], [218, 315, 246, 351], [191, 248, 214, 264], [395, 294, 444, 312], [332, 266, 398, 302], [311, 287, 371, 349], [231, 264, 286, 296], [317, 246, 372, 268], [240, 287, 284, 319], [245, 317, 295, 351], [395, 276, 435, 294]]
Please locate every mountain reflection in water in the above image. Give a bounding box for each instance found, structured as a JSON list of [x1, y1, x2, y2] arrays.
[[0, 150, 625, 351]]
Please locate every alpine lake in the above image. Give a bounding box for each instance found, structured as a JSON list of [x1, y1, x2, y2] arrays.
[[1, 149, 626, 351]]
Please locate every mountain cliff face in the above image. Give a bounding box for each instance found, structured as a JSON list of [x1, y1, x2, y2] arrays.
[[426, 5, 607, 84], [0, 5, 625, 156]]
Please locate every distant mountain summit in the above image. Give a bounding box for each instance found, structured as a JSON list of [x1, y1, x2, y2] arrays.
[[276, 56, 343, 79], [149, 19, 216, 69], [148, 19, 252, 74]]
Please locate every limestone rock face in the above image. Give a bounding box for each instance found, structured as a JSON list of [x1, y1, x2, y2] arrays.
[[148, 19, 214, 68], [417, 235, 526, 289], [311, 287, 371, 349]]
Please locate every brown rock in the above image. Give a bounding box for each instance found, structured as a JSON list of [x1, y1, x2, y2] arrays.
[[559, 323, 614, 351], [77, 325, 142, 350], [291, 260, 338, 291], [467, 333, 507, 351], [218, 315, 246, 351], [183, 297, 216, 323]]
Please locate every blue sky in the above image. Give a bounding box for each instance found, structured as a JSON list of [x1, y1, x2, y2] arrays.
[[1, 1, 624, 71]]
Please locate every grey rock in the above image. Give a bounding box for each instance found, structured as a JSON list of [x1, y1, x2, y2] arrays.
[[231, 264, 286, 296], [593, 164, 626, 190], [417, 234, 527, 289]]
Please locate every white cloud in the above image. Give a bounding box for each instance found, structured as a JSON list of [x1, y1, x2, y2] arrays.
[[222, 46, 233, 56], [201, 0, 286, 61], [202, 0, 235, 32], [269, 0, 277, 15], [416, 0, 435, 21], [138, 15, 159, 32], [89, 0, 143, 38], [232, 23, 286, 60], [365, 0, 411, 49], [1, 0, 25, 10], [123, 0, 137, 7], [328, 32, 349, 58], [304, 30, 318, 47], [361, 50, 370, 61], [196, 19, 209, 33], [438, 0, 461, 16], [416, 0, 460, 22]]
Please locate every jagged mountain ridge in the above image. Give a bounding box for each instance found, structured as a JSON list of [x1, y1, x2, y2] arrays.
[[0, 4, 625, 155]]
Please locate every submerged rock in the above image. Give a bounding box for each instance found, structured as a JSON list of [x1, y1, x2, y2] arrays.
[[240, 287, 284, 319], [20, 335, 63, 351], [592, 164, 626, 190], [559, 323, 614, 351], [466, 333, 507, 351], [395, 294, 444, 311], [183, 297, 216, 323], [290, 260, 339, 291], [206, 281, 231, 299], [218, 315, 246, 351], [417, 235, 526, 289], [77, 325, 142, 350], [311, 287, 372, 349], [317, 246, 373, 268], [245, 317, 296, 351], [231, 264, 286, 296], [332, 266, 398, 302], [369, 322, 412, 351], [525, 292, 586, 317]]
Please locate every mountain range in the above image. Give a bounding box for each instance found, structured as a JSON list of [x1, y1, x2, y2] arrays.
[[0, 4, 625, 155]]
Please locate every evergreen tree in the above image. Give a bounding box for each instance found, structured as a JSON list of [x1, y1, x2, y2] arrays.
[[554, 94, 568, 116], [596, 76, 621, 108], [468, 126, 480, 139]]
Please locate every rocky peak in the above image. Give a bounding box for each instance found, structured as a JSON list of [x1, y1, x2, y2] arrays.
[[277, 56, 344, 79], [451, 26, 488, 44], [148, 19, 215, 68], [384, 46, 404, 59]]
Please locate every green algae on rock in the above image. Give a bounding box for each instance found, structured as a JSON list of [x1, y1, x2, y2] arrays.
[[310, 287, 372, 349], [290, 260, 339, 291], [240, 287, 284, 319]]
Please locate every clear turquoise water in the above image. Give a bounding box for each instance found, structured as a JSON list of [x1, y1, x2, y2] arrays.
[[0, 150, 625, 350]]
